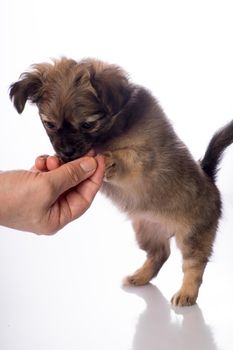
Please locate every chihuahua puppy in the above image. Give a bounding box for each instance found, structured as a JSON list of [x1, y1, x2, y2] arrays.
[[10, 58, 233, 306]]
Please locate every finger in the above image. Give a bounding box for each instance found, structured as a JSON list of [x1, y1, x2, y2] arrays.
[[89, 155, 105, 187], [46, 156, 61, 171], [33, 155, 61, 172], [65, 155, 105, 212], [34, 155, 49, 171], [46, 157, 98, 196]]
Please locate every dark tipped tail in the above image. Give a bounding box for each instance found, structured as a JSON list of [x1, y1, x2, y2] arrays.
[[201, 120, 233, 181]]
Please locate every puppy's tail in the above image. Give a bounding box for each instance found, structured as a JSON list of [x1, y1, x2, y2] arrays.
[[201, 120, 233, 181]]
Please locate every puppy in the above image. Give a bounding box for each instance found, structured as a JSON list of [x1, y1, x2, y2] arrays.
[[10, 58, 233, 306]]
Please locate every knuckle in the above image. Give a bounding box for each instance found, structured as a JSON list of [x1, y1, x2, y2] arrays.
[[64, 164, 81, 185]]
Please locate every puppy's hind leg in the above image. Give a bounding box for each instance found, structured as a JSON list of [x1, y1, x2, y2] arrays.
[[124, 219, 171, 286], [171, 225, 217, 307]]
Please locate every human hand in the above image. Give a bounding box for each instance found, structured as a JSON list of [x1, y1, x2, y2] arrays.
[[0, 155, 105, 234]]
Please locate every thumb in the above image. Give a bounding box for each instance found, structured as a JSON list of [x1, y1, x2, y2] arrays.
[[46, 157, 98, 195]]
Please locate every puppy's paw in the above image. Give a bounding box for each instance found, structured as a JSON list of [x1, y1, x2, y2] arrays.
[[171, 289, 197, 307], [123, 273, 151, 287], [103, 151, 117, 181]]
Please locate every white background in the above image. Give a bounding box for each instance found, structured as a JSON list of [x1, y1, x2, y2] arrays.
[[1, 1, 233, 349]]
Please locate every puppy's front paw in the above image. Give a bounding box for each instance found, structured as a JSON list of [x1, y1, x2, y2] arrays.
[[103, 151, 117, 181]]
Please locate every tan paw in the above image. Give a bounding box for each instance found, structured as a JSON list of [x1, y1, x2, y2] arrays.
[[123, 272, 151, 287], [103, 151, 117, 180], [171, 290, 197, 307]]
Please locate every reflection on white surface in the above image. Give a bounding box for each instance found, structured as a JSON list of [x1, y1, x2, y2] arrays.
[[124, 284, 218, 350]]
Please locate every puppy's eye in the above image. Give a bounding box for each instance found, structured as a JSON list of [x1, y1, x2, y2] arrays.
[[81, 122, 94, 130], [43, 121, 56, 130]]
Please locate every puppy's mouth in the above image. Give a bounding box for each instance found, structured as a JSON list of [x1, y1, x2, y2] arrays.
[[58, 148, 96, 163], [60, 154, 80, 163]]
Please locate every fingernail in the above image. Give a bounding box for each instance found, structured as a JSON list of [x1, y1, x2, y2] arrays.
[[40, 154, 49, 158], [38, 156, 45, 160], [80, 157, 97, 172]]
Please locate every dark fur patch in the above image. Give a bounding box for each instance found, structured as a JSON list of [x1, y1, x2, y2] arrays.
[[201, 119, 233, 180]]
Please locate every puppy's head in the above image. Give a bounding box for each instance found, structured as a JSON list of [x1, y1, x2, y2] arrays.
[[10, 58, 131, 162]]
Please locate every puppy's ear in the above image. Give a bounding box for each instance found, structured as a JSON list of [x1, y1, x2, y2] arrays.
[[9, 72, 43, 113], [90, 66, 131, 115]]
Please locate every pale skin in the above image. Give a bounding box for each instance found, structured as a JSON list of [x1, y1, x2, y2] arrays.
[[0, 154, 105, 234]]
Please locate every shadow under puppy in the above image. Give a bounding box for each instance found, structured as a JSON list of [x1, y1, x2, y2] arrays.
[[10, 58, 233, 306]]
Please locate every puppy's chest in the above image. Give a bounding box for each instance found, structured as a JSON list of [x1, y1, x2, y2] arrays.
[[101, 181, 141, 213], [101, 181, 177, 238]]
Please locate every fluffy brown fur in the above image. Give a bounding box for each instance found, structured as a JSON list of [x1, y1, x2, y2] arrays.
[[10, 58, 233, 306]]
